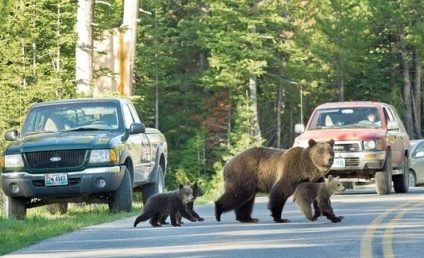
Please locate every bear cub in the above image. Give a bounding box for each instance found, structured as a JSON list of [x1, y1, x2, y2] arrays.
[[133, 184, 197, 227], [292, 175, 344, 223], [161, 181, 205, 224]]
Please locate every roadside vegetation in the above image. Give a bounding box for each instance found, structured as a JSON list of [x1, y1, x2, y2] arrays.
[[0, 193, 212, 256], [0, 202, 142, 256]]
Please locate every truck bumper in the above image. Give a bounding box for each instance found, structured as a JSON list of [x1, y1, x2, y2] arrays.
[[331, 150, 386, 171], [1, 166, 124, 198]]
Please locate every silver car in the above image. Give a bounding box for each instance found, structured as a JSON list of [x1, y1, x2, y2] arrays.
[[409, 139, 424, 186]]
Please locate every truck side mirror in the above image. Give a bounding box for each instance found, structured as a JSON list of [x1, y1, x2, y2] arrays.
[[294, 123, 305, 134], [129, 123, 146, 134], [4, 129, 18, 141]]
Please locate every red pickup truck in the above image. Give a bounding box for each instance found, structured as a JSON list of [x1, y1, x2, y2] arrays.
[[293, 101, 410, 195]]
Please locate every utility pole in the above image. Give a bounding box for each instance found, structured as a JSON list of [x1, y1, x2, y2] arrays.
[[75, 0, 94, 96], [119, 0, 139, 96]]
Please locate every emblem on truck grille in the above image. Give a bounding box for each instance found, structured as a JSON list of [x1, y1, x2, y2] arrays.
[[333, 145, 344, 151], [50, 156, 62, 162]]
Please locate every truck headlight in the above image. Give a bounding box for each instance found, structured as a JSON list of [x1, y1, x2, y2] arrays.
[[364, 141, 377, 150], [89, 149, 117, 164], [4, 154, 25, 168]]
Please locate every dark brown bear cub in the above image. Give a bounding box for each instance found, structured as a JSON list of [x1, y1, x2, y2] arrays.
[[133, 184, 197, 227], [293, 175, 344, 223], [215, 139, 334, 223], [161, 181, 205, 224]]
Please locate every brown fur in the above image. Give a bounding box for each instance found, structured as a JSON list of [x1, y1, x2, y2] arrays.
[[293, 175, 344, 223], [215, 139, 335, 223], [133, 184, 196, 227], [161, 182, 205, 224]]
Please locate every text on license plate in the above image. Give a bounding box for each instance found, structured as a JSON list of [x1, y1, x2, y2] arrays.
[[45, 173, 68, 186], [332, 158, 345, 168]]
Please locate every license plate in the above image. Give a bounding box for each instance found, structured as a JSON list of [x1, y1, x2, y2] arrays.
[[45, 173, 68, 186], [332, 158, 346, 168]]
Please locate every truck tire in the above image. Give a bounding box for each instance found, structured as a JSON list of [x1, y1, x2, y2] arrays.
[[393, 156, 409, 193], [47, 203, 68, 215], [142, 166, 165, 205], [409, 170, 417, 187], [5, 196, 27, 220], [375, 151, 392, 195], [109, 167, 133, 213]]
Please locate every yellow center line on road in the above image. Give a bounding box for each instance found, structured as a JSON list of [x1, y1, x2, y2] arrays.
[[360, 202, 413, 258], [382, 202, 421, 258]]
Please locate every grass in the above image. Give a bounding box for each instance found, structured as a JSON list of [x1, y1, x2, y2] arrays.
[[0, 203, 142, 256], [0, 189, 216, 256]]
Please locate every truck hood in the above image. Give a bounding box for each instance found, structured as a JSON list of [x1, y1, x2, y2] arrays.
[[5, 131, 120, 154], [294, 128, 386, 147]]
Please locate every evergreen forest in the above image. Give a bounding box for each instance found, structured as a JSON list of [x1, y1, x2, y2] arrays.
[[1, 0, 424, 196]]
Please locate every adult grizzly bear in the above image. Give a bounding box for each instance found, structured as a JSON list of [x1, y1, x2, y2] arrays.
[[293, 175, 344, 223], [215, 139, 334, 223]]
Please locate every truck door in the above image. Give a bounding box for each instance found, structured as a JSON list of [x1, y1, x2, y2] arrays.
[[122, 103, 151, 182], [384, 107, 403, 166]]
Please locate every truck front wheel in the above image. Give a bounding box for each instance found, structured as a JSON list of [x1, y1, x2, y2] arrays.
[[393, 155, 409, 193], [109, 167, 133, 213], [5, 196, 27, 220], [375, 150, 392, 195], [142, 167, 165, 205]]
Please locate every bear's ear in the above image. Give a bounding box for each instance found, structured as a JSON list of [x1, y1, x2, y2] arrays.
[[308, 139, 317, 147], [328, 139, 335, 146], [327, 175, 334, 181], [179, 184, 184, 189]]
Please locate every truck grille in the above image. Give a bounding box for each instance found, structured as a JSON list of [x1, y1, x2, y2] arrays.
[[25, 150, 86, 170], [333, 143, 360, 152]]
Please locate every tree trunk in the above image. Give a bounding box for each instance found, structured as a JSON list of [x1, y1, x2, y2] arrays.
[[120, 0, 139, 96], [75, 0, 94, 96], [399, 29, 414, 137], [56, 1, 61, 72], [338, 76, 345, 102], [155, 74, 159, 129], [276, 84, 283, 148], [413, 49, 422, 138], [249, 77, 262, 139]]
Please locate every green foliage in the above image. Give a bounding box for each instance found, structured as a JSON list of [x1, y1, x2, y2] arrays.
[[1, 0, 423, 203], [166, 129, 207, 189], [0, 0, 77, 151], [93, 0, 123, 38]]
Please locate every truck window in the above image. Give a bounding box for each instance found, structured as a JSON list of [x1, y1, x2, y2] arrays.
[[122, 104, 135, 129], [310, 107, 381, 129], [22, 102, 121, 135], [128, 102, 141, 123], [383, 107, 395, 122]]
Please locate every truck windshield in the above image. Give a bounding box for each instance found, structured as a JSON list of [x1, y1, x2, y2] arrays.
[[21, 102, 121, 135], [309, 107, 381, 130]]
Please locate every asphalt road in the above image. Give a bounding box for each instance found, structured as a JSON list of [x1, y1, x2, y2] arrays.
[[4, 186, 424, 258]]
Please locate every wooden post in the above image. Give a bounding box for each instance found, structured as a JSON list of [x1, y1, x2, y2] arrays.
[[120, 0, 139, 96], [75, 0, 94, 96]]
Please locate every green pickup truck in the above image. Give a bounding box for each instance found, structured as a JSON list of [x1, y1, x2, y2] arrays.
[[1, 98, 167, 219]]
